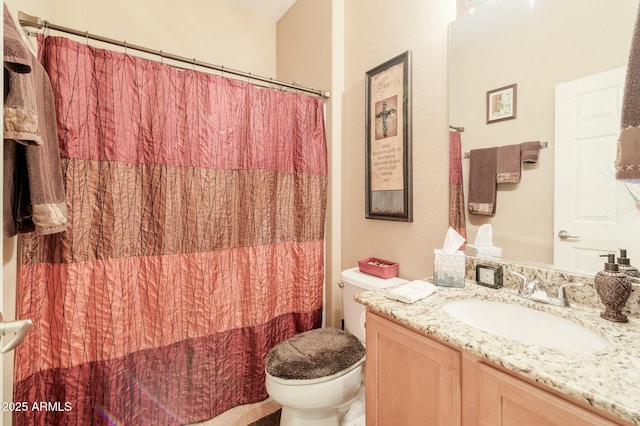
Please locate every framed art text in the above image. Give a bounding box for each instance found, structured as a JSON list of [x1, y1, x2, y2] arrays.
[[365, 51, 413, 221]]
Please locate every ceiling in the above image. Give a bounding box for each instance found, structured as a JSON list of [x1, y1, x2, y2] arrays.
[[222, 0, 298, 21]]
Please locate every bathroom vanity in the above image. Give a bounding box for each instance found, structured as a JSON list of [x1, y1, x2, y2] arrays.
[[356, 278, 640, 426]]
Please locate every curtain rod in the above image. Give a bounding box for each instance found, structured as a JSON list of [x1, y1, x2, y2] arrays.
[[18, 11, 331, 100]]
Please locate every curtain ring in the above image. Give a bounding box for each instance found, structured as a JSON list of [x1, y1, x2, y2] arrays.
[[85, 30, 89, 45], [160, 50, 163, 64], [43, 20, 50, 38], [124, 41, 127, 55], [192, 58, 196, 71]]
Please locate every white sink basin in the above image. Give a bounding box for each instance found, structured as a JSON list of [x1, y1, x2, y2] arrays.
[[443, 299, 608, 353]]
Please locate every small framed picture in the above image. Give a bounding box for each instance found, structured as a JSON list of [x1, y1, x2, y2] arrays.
[[486, 83, 517, 124]]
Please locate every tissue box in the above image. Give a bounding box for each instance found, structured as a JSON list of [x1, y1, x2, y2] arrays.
[[433, 249, 465, 288], [464, 244, 502, 257]]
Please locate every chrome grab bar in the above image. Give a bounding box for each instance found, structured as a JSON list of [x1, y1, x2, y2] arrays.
[[0, 313, 32, 353]]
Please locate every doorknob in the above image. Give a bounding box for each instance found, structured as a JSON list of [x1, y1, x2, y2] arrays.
[[0, 313, 32, 354], [558, 230, 580, 240]]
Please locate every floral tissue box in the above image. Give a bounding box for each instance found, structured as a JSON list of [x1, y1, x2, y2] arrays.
[[433, 249, 465, 288]]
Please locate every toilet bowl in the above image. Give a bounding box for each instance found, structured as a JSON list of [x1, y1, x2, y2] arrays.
[[264, 268, 408, 426], [265, 327, 365, 425]]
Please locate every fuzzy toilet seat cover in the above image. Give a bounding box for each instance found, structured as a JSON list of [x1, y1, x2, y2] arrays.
[[265, 328, 365, 380]]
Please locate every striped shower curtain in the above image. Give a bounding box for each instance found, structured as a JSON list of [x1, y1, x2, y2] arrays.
[[13, 35, 326, 425]]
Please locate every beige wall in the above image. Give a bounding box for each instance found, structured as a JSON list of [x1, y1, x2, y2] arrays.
[[6, 0, 276, 76], [449, 0, 636, 264], [278, 0, 457, 327], [341, 0, 456, 282]]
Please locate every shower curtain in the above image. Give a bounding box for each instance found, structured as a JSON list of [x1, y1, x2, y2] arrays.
[[14, 35, 326, 425]]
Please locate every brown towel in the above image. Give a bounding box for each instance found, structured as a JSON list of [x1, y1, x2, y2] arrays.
[[496, 144, 521, 183], [468, 147, 497, 216], [616, 2, 640, 181], [520, 141, 540, 163], [3, 4, 67, 237]]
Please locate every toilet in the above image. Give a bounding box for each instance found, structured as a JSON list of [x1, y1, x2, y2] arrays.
[[265, 267, 408, 425]]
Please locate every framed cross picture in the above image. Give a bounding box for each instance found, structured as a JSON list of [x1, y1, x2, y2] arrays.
[[365, 51, 412, 221]]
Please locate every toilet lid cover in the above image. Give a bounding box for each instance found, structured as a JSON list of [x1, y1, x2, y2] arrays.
[[265, 328, 365, 380]]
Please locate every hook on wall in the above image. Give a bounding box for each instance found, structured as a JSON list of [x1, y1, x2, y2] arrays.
[[42, 19, 50, 37]]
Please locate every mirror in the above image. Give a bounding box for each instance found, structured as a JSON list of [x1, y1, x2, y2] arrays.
[[449, 0, 639, 272]]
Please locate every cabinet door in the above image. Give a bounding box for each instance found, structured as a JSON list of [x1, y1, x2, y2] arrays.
[[365, 312, 461, 426], [477, 362, 619, 426]]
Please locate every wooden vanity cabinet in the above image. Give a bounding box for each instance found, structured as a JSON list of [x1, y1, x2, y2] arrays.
[[473, 362, 620, 426], [365, 310, 461, 426], [365, 311, 629, 426]]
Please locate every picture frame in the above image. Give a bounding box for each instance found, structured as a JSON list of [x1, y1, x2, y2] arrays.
[[364, 50, 412, 222], [486, 83, 517, 124]]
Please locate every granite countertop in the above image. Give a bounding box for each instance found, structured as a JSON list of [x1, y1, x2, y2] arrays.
[[355, 281, 640, 425]]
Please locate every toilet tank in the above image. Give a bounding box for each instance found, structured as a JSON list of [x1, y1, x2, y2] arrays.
[[341, 267, 408, 343]]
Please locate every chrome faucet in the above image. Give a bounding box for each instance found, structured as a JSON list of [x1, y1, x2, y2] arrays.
[[511, 271, 537, 298], [556, 282, 587, 306], [509, 272, 573, 307]]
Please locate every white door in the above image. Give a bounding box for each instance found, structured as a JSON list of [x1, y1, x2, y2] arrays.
[[2, 238, 19, 426], [554, 67, 638, 273]]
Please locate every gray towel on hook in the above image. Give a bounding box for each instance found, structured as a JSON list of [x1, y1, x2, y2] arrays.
[[3, 3, 67, 237], [4, 3, 41, 145]]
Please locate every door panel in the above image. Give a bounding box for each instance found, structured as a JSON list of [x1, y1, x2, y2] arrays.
[[554, 67, 635, 272]]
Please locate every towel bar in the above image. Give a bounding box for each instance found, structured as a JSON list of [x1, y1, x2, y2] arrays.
[[463, 141, 548, 159]]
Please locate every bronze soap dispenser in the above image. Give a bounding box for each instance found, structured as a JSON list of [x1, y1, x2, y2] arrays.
[[617, 249, 640, 279], [594, 254, 631, 323]]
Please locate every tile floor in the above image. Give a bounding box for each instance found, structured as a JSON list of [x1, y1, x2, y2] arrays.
[[189, 398, 281, 426]]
